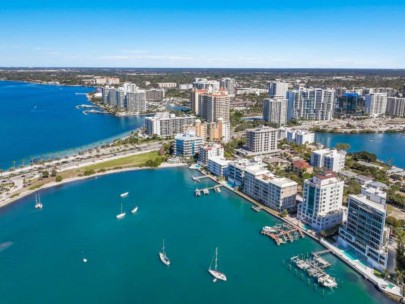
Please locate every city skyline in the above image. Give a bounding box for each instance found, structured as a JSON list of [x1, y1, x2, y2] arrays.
[[1, 0, 404, 68]]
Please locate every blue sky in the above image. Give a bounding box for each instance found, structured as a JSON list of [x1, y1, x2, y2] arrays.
[[0, 0, 404, 68]]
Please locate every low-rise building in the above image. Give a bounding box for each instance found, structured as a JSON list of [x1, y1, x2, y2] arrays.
[[292, 159, 313, 175], [174, 131, 203, 157], [297, 171, 344, 232], [227, 158, 266, 187], [243, 166, 297, 211], [286, 129, 316, 145], [208, 157, 230, 177], [156, 82, 177, 89], [198, 143, 224, 166], [311, 149, 346, 173]]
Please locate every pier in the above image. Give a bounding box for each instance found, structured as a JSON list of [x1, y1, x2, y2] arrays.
[[191, 175, 210, 182], [83, 109, 109, 115], [290, 255, 337, 288], [195, 185, 223, 197], [261, 223, 305, 245], [76, 104, 97, 109]]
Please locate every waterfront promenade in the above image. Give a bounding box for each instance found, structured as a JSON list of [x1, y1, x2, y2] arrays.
[[0, 141, 173, 209]]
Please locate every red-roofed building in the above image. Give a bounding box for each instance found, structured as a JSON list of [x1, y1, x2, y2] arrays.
[[292, 159, 313, 175]]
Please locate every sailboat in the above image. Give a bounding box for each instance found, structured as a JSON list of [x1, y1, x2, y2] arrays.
[[208, 247, 227, 282], [116, 202, 126, 219], [35, 194, 43, 209], [159, 239, 170, 266], [120, 192, 129, 198], [131, 206, 138, 214]]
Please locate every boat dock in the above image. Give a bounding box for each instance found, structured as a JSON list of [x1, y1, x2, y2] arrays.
[[76, 104, 96, 109], [192, 175, 210, 182], [261, 223, 305, 245], [312, 249, 332, 268], [195, 185, 223, 196], [290, 254, 337, 288]]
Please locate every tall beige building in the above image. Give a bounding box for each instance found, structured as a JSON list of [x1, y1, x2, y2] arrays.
[[246, 127, 278, 154], [199, 91, 230, 123]]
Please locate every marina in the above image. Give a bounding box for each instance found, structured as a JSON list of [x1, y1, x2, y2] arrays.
[[261, 223, 305, 245], [0, 168, 392, 303], [290, 253, 338, 288]]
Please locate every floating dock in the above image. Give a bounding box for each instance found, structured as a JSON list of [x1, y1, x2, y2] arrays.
[[195, 185, 223, 197], [191, 175, 210, 182], [290, 253, 337, 288], [261, 223, 305, 245]]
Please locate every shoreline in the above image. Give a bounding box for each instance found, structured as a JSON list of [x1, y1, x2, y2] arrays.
[[0, 162, 186, 210], [197, 170, 402, 302]]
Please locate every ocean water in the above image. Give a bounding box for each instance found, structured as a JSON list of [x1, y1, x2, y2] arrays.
[[0, 168, 392, 304], [0, 81, 145, 169], [316, 132, 405, 168]]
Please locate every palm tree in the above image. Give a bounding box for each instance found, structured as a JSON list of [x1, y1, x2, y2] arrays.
[[396, 270, 404, 285]]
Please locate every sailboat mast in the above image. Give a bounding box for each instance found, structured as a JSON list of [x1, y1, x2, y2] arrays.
[[215, 247, 218, 271], [162, 239, 165, 255]]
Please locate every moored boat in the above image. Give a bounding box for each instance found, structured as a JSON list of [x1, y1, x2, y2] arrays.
[[159, 239, 170, 266], [208, 247, 227, 282], [116, 202, 126, 219], [120, 192, 129, 198]]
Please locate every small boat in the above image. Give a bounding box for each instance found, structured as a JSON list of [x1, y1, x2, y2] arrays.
[[131, 206, 138, 214], [120, 192, 129, 198], [252, 205, 262, 212], [159, 239, 170, 266], [208, 247, 227, 282], [262, 226, 277, 233], [116, 202, 126, 219], [318, 275, 338, 288], [83, 258, 88, 263], [35, 194, 43, 209]]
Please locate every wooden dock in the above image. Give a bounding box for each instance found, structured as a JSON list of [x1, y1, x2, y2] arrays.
[[261, 223, 305, 245]]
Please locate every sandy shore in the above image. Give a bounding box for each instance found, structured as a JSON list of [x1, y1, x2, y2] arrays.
[[0, 162, 187, 209]]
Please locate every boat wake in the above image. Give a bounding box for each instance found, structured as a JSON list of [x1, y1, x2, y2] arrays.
[[0, 241, 13, 252]]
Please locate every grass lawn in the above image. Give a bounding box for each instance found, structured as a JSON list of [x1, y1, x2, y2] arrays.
[[81, 151, 162, 171]]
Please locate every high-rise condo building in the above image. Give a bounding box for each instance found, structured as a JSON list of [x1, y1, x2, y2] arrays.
[[126, 91, 146, 113], [297, 172, 344, 232], [220, 78, 236, 95], [287, 88, 335, 121], [335, 93, 366, 117], [263, 98, 288, 126], [246, 127, 278, 154], [386, 97, 405, 117], [192, 78, 220, 91], [268, 81, 289, 98], [365, 93, 388, 116], [286, 129, 315, 145], [338, 186, 389, 271], [199, 92, 230, 123], [198, 143, 224, 166], [145, 112, 196, 137]]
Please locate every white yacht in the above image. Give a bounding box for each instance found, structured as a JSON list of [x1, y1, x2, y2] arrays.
[[35, 194, 43, 209], [120, 192, 129, 198], [208, 247, 227, 282], [318, 275, 338, 288], [131, 206, 138, 214], [159, 239, 170, 266], [116, 202, 126, 219]]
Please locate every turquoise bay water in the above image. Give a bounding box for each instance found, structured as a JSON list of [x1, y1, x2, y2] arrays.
[[0, 168, 392, 303], [316, 133, 405, 168], [0, 81, 145, 169]]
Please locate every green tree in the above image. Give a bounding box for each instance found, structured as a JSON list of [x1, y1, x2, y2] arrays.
[[336, 143, 351, 151], [55, 175, 63, 182]]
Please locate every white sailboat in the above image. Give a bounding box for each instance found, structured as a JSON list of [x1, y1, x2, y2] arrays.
[[120, 192, 129, 198], [116, 202, 126, 219], [131, 206, 138, 214], [159, 239, 170, 266], [35, 194, 43, 209], [208, 247, 227, 282]]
